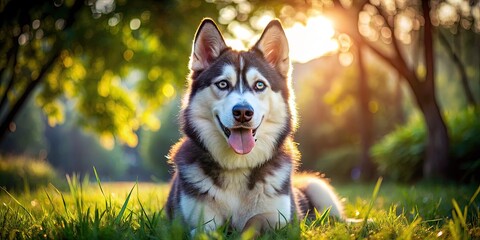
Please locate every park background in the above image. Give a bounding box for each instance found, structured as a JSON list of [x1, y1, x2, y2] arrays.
[[1, 0, 479, 185], [1, 0, 480, 239]]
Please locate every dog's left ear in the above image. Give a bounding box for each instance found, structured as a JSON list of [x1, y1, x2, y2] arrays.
[[254, 20, 290, 77], [190, 18, 227, 72]]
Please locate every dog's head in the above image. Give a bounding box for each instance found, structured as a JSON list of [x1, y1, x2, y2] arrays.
[[181, 18, 297, 169]]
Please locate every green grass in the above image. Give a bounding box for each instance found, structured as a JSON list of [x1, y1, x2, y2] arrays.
[[0, 156, 61, 193], [0, 174, 479, 239]]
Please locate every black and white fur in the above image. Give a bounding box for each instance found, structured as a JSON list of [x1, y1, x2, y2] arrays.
[[166, 18, 344, 234]]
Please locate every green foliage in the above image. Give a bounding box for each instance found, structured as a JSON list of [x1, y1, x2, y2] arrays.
[[140, 98, 181, 181], [0, 176, 479, 239], [316, 146, 359, 182], [0, 155, 59, 192], [371, 114, 425, 182], [372, 107, 480, 182], [295, 60, 403, 178], [447, 107, 480, 180], [0, 0, 219, 148], [2, 102, 133, 180]]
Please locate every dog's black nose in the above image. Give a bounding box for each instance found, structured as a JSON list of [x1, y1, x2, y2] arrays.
[[232, 104, 254, 123]]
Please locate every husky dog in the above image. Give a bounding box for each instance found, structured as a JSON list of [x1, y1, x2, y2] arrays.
[[166, 18, 344, 234]]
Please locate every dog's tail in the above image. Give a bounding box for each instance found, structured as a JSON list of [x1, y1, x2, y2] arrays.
[[293, 173, 344, 219]]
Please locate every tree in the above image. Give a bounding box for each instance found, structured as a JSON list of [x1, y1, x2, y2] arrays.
[[214, 0, 480, 179], [354, 42, 375, 180], [323, 0, 480, 179], [327, 0, 480, 179], [292, 56, 401, 180], [0, 0, 84, 144], [0, 96, 46, 156], [0, 0, 219, 149]]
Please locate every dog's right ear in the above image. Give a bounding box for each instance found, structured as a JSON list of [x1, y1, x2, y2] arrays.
[[189, 18, 227, 72], [254, 20, 290, 77]]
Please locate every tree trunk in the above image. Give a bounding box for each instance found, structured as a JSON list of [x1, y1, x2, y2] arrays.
[[0, 0, 83, 144], [355, 44, 375, 180], [416, 93, 449, 179], [420, 0, 449, 179], [438, 31, 476, 106], [0, 50, 60, 143], [393, 73, 405, 124]]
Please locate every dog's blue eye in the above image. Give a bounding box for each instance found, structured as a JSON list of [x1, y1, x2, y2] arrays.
[[215, 80, 229, 90], [254, 81, 266, 91]]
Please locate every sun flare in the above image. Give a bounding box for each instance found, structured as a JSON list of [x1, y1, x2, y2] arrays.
[[225, 15, 338, 63], [285, 15, 338, 63]]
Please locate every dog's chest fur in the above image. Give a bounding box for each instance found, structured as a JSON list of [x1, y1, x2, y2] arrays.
[[168, 138, 295, 230], [201, 169, 289, 228]]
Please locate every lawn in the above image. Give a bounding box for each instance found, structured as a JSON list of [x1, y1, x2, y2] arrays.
[[0, 173, 479, 239]]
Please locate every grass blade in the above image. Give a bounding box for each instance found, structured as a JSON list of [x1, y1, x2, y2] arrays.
[[0, 187, 34, 220], [93, 166, 106, 198], [43, 188, 56, 213], [318, 207, 331, 225], [399, 217, 422, 240], [451, 199, 467, 229], [468, 184, 480, 207], [50, 183, 71, 218], [115, 182, 137, 224], [364, 177, 383, 222], [93, 166, 110, 210], [136, 181, 153, 231], [359, 177, 383, 238]]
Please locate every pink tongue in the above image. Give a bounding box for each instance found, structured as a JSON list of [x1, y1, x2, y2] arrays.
[[227, 128, 255, 155]]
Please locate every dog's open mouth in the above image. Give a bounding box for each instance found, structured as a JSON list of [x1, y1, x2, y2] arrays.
[[216, 115, 262, 155]]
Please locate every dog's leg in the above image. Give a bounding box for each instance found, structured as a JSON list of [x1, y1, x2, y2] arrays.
[[188, 211, 221, 237], [242, 212, 289, 236], [180, 194, 223, 236], [190, 218, 218, 237]]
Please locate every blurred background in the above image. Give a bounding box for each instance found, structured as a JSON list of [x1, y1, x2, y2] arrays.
[[0, 0, 479, 191]]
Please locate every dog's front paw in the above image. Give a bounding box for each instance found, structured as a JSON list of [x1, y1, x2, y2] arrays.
[[242, 212, 288, 237]]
